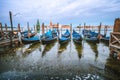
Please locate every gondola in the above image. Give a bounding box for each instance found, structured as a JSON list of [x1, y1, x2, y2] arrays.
[[21, 30, 36, 38], [89, 31, 98, 37], [41, 30, 57, 44], [72, 30, 82, 44], [59, 29, 70, 44], [62, 29, 70, 38], [85, 36, 99, 43], [59, 36, 70, 44], [85, 31, 99, 43], [41, 37, 57, 44], [22, 36, 40, 44], [82, 29, 91, 37]]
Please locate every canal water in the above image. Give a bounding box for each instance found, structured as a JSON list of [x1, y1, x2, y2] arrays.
[[0, 30, 120, 80]]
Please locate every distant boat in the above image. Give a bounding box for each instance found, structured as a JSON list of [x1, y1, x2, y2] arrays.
[[59, 29, 70, 44], [72, 30, 82, 44], [22, 36, 40, 44], [41, 30, 57, 44]]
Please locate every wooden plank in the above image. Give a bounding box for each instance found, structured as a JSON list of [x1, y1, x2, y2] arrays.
[[0, 38, 18, 45], [112, 39, 120, 44], [111, 34, 120, 44], [110, 44, 120, 49], [112, 32, 120, 35], [0, 30, 18, 32]]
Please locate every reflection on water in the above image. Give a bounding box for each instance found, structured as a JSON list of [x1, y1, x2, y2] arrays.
[[42, 41, 56, 57], [101, 41, 109, 47], [23, 42, 41, 56], [87, 42, 98, 61], [58, 42, 69, 53], [74, 42, 83, 59], [105, 57, 120, 79], [0, 39, 120, 79]]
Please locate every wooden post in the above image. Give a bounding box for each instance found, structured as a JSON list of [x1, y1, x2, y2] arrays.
[[61, 25, 62, 37], [0, 23, 2, 32], [5, 24, 9, 38], [79, 24, 81, 34], [70, 24, 72, 39], [27, 22, 30, 32], [0, 23, 3, 31], [42, 23, 44, 34], [18, 23, 22, 44], [9, 11, 14, 46], [18, 23, 21, 32], [104, 25, 107, 37], [84, 23, 86, 30], [0, 23, 4, 39], [9, 11, 13, 33], [89, 25, 90, 31], [98, 22, 102, 35], [34, 25, 36, 33], [27, 22, 31, 38], [57, 23, 59, 36], [5, 24, 8, 31], [92, 26, 93, 31]]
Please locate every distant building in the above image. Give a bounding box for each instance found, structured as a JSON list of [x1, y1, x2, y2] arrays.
[[49, 21, 59, 28], [61, 25, 70, 29]]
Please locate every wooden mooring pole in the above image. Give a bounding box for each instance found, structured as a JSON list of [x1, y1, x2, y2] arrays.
[[98, 22, 102, 35], [18, 23, 21, 32], [0, 23, 3, 31], [0, 23, 4, 39], [84, 23, 86, 30], [9, 11, 13, 46], [57, 23, 60, 36], [5, 24, 8, 31], [61, 25, 62, 37], [27, 22, 31, 38], [79, 24, 81, 34], [42, 23, 44, 34], [98, 22, 102, 39], [5, 24, 8, 39], [104, 25, 107, 37], [70, 24, 72, 39]]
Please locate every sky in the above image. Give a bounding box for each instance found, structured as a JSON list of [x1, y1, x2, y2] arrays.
[[0, 0, 120, 27]]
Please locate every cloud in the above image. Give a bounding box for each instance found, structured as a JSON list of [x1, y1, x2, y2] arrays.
[[0, 0, 120, 26]]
